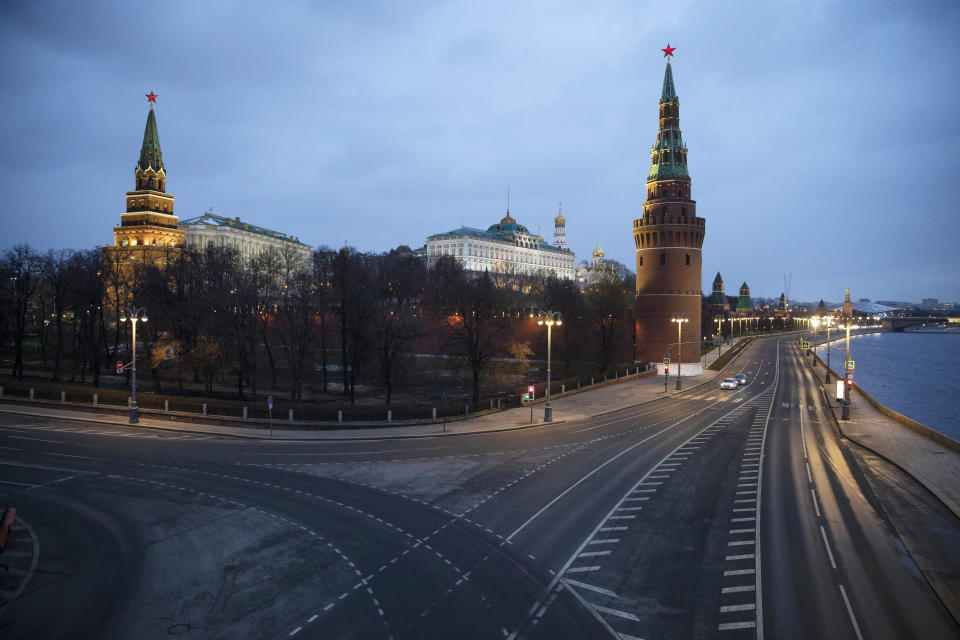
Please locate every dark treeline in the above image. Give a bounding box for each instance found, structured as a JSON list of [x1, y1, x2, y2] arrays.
[[0, 243, 636, 407]]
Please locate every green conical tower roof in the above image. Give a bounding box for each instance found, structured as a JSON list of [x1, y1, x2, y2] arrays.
[[137, 106, 164, 173], [648, 59, 689, 181], [713, 272, 724, 285], [661, 60, 677, 103]]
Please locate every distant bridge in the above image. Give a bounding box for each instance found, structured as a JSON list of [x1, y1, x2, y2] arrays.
[[881, 316, 959, 332]]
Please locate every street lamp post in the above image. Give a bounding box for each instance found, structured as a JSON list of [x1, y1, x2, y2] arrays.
[[671, 312, 689, 390], [811, 317, 820, 366], [825, 318, 832, 383], [532, 309, 562, 422], [842, 320, 852, 421], [119, 306, 148, 424]]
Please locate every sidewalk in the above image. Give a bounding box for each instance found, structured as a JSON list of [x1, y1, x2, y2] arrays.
[[0, 363, 729, 441], [808, 351, 960, 520]]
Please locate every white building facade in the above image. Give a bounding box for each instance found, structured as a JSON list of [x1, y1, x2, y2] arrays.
[[427, 211, 576, 280], [179, 213, 312, 265]]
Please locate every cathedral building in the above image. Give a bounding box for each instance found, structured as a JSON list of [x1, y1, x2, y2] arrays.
[[632, 51, 705, 371]]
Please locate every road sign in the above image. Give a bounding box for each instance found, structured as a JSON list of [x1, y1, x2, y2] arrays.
[[845, 360, 855, 370], [267, 395, 273, 409], [663, 357, 670, 364], [116, 360, 123, 374], [846, 372, 853, 380], [801, 341, 810, 349]]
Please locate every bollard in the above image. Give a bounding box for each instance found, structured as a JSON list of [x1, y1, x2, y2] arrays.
[[604, 375, 608, 382], [432, 407, 437, 420], [464, 403, 469, 417], [615, 371, 618, 379], [490, 399, 494, 410], [561, 384, 565, 393], [29, 388, 35, 400], [338, 410, 343, 424], [202, 403, 207, 416], [387, 410, 392, 422], [497, 398, 501, 409], [92, 393, 98, 406], [577, 381, 581, 389], [591, 378, 594, 386], [288, 409, 293, 423], [164, 400, 169, 413], [61, 391, 66, 403], [242, 407, 248, 421]]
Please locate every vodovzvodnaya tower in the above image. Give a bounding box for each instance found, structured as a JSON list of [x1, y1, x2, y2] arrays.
[[632, 51, 705, 372]]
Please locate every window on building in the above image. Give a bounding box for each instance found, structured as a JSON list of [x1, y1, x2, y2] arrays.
[[685, 254, 690, 265], [638, 256, 643, 267], [659, 253, 666, 266]]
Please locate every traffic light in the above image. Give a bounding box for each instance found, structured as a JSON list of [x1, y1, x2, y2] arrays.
[[527, 385, 534, 394], [664, 364, 669, 374], [116, 361, 123, 374]]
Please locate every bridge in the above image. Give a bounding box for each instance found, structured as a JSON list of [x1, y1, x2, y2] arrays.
[[881, 316, 960, 332]]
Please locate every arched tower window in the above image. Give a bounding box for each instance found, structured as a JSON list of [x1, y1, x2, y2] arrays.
[[681, 206, 687, 218], [685, 254, 691, 265], [638, 256, 643, 267], [659, 253, 666, 266]]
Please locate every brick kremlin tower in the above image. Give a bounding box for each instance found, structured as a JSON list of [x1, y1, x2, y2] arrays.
[[110, 92, 184, 252], [633, 46, 705, 372]]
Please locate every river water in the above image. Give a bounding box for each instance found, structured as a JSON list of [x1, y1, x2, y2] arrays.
[[820, 330, 960, 441]]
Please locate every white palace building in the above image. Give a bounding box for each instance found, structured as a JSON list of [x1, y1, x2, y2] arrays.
[[426, 208, 575, 280], [179, 212, 312, 265]]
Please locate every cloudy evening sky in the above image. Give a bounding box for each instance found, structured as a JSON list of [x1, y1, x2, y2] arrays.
[[2, 0, 958, 303]]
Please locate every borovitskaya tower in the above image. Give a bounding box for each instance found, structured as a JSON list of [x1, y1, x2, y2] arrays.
[[632, 47, 705, 371]]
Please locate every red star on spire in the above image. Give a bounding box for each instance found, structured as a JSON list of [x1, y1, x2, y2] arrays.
[[662, 44, 676, 58], [145, 91, 158, 103]]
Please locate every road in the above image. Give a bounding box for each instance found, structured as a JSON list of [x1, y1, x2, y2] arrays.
[[0, 337, 957, 639]]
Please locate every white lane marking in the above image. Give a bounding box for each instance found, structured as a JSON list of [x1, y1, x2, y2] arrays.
[[722, 585, 756, 593], [820, 525, 837, 569], [728, 540, 754, 546], [45, 452, 104, 460], [600, 526, 627, 532], [563, 578, 618, 598], [0, 446, 22, 451], [8, 436, 63, 444], [811, 489, 821, 517], [838, 584, 865, 640], [726, 554, 756, 560], [591, 604, 640, 621], [720, 603, 756, 612], [806, 461, 813, 483], [579, 551, 611, 557], [588, 538, 620, 544], [566, 566, 601, 573], [505, 407, 712, 542], [720, 621, 757, 630], [0, 480, 38, 488], [755, 339, 780, 640], [27, 475, 75, 490], [724, 569, 756, 576]]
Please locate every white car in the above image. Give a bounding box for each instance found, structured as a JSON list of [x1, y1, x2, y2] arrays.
[[721, 378, 737, 390], [735, 374, 747, 386]]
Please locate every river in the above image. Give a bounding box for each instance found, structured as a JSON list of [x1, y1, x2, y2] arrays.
[[820, 330, 960, 441]]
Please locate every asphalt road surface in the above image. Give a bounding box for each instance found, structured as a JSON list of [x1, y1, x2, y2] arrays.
[[1, 337, 957, 639]]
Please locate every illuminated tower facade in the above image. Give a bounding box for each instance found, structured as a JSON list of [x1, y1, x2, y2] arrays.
[[111, 93, 185, 251], [553, 205, 567, 250], [633, 51, 705, 369]]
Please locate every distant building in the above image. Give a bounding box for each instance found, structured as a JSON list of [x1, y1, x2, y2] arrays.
[[179, 212, 312, 265], [426, 210, 575, 280], [920, 298, 939, 310], [735, 282, 752, 314], [842, 286, 853, 317], [553, 205, 567, 250], [778, 293, 788, 312], [708, 272, 728, 310]]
